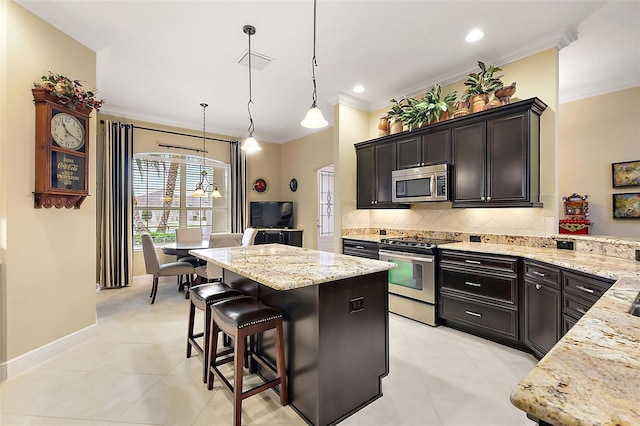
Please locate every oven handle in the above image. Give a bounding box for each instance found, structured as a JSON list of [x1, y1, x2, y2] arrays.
[[379, 250, 434, 263]]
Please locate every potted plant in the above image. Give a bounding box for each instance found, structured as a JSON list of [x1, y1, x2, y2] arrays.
[[423, 84, 457, 123], [386, 98, 407, 134], [462, 61, 504, 112], [392, 85, 457, 131]]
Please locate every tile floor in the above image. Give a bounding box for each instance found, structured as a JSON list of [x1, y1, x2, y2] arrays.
[[1, 276, 537, 425]]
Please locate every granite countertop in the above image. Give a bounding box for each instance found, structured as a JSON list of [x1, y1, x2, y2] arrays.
[[190, 243, 395, 291], [510, 277, 640, 425], [439, 242, 640, 281]]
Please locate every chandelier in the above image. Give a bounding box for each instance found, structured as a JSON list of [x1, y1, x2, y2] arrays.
[[192, 103, 222, 198]]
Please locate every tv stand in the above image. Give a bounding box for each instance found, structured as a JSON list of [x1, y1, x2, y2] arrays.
[[254, 228, 303, 247]]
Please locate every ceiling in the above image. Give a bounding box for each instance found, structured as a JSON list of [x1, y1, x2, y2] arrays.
[[17, 1, 640, 143]]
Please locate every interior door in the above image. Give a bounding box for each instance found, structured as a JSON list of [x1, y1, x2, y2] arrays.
[[317, 165, 335, 252]]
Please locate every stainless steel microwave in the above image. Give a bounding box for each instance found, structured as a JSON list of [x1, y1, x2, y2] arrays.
[[392, 163, 449, 203]]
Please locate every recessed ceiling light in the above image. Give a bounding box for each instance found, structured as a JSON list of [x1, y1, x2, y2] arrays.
[[465, 29, 484, 43], [353, 85, 365, 93]]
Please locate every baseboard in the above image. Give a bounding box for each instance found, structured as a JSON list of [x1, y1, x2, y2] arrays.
[[0, 323, 97, 382]]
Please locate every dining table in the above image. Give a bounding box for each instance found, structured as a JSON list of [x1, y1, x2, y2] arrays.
[[161, 240, 210, 257]]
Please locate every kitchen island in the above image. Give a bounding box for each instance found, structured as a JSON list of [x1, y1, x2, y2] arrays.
[[190, 244, 395, 426]]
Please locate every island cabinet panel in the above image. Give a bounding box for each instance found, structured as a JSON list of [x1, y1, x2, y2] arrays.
[[255, 229, 303, 247], [223, 269, 389, 426], [451, 98, 546, 208], [561, 270, 613, 335], [396, 129, 450, 169], [439, 250, 521, 346], [355, 140, 407, 209]]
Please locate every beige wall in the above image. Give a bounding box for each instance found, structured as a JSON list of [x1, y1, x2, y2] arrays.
[[559, 87, 640, 238], [280, 127, 333, 249], [359, 49, 559, 237], [1, 1, 97, 362]]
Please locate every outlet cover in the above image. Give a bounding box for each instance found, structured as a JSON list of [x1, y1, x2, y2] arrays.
[[470, 235, 481, 243], [557, 240, 574, 250]]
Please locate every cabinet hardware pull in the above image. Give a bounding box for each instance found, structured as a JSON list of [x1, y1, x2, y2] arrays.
[[465, 310, 482, 317], [532, 271, 546, 277], [465, 260, 481, 265], [465, 281, 481, 287], [577, 308, 588, 315], [535, 284, 541, 290], [576, 285, 595, 294], [355, 246, 364, 249]]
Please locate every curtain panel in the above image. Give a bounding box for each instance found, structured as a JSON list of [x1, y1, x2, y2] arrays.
[[230, 141, 247, 232], [98, 120, 133, 288]]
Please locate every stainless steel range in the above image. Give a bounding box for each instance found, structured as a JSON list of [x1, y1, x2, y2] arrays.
[[379, 237, 457, 326]]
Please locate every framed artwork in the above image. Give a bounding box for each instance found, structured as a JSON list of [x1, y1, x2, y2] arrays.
[[252, 178, 268, 193], [612, 193, 640, 219], [612, 160, 640, 188]]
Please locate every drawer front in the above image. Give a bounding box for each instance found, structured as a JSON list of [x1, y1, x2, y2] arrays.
[[524, 260, 561, 289], [562, 270, 612, 303], [440, 293, 518, 339], [343, 239, 379, 260], [440, 267, 517, 304], [562, 313, 578, 336], [440, 250, 518, 274], [563, 292, 593, 319]]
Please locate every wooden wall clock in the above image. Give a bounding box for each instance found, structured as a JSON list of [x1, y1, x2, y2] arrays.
[[32, 89, 92, 208]]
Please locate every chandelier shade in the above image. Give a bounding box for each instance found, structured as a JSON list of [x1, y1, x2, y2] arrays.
[[301, 0, 328, 129], [191, 103, 221, 198], [241, 25, 262, 153]]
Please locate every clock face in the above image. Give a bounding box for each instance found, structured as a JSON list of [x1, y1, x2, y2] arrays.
[[51, 112, 85, 151]]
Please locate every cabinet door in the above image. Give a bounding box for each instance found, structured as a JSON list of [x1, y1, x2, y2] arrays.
[[423, 129, 450, 165], [452, 122, 486, 203], [396, 135, 422, 169], [524, 279, 561, 358], [487, 112, 528, 202], [374, 142, 396, 205], [356, 145, 375, 208]]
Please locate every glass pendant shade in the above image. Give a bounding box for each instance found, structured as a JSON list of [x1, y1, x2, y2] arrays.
[[192, 184, 206, 197], [301, 106, 328, 129], [241, 135, 262, 153], [211, 185, 222, 198]]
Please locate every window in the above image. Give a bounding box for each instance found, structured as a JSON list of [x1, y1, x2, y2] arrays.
[[132, 153, 230, 247]]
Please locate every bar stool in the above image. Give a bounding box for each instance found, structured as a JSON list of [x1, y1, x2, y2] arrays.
[[207, 296, 288, 426], [187, 283, 243, 383]]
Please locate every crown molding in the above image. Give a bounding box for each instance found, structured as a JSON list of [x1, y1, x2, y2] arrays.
[[560, 78, 640, 104], [328, 92, 371, 112]]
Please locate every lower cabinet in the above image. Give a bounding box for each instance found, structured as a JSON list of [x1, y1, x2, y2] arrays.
[[254, 229, 303, 247], [439, 250, 520, 346], [523, 260, 561, 358], [561, 269, 613, 334]]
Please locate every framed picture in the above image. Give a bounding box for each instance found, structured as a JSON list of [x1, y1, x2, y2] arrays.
[[612, 193, 640, 219], [612, 160, 640, 188], [252, 178, 268, 193]]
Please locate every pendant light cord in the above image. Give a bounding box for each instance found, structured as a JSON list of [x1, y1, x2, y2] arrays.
[[200, 103, 207, 172], [246, 28, 255, 137], [310, 0, 318, 108]]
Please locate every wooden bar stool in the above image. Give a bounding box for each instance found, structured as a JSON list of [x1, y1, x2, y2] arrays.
[[207, 296, 288, 426], [187, 283, 243, 383]]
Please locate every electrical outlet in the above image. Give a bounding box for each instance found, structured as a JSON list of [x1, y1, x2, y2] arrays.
[[349, 297, 364, 313], [556, 240, 574, 250], [636, 249, 640, 261], [379, 229, 387, 235], [469, 235, 481, 243]]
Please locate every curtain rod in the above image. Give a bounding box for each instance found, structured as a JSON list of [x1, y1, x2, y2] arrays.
[[158, 143, 206, 153], [98, 120, 237, 144]]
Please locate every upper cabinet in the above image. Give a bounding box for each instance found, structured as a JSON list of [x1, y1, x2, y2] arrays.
[[396, 128, 451, 169], [355, 98, 547, 210], [451, 98, 546, 207], [356, 140, 408, 209]]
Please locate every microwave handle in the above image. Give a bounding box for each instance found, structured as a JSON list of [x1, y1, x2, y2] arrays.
[[430, 175, 435, 196]]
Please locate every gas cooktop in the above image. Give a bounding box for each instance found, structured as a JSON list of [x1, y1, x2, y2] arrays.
[[379, 237, 458, 254]]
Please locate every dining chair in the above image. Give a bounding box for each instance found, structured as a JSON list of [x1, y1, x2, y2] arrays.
[[141, 233, 195, 304], [176, 228, 203, 288], [194, 229, 257, 283]]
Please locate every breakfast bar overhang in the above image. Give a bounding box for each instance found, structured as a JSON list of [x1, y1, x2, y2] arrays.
[[190, 244, 395, 426]]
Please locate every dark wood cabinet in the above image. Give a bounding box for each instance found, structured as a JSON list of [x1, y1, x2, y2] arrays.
[[451, 98, 546, 208], [255, 229, 303, 247], [342, 238, 380, 260], [439, 250, 520, 346], [560, 269, 613, 336], [523, 260, 561, 358], [356, 140, 408, 209], [396, 129, 450, 169]]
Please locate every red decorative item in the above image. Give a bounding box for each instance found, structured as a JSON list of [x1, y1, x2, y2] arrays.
[[559, 193, 591, 234]]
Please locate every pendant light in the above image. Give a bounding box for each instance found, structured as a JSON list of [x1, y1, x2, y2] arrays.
[[192, 103, 222, 198], [241, 25, 262, 153], [301, 0, 328, 129]]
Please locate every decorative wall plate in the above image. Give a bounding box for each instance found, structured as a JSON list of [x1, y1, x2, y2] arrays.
[[289, 178, 298, 192], [253, 178, 268, 193]]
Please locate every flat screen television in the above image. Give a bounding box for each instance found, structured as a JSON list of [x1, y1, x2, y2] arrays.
[[250, 201, 294, 229]]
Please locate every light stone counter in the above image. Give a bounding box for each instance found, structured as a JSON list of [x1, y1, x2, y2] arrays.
[[439, 242, 640, 281], [510, 277, 640, 425], [190, 243, 395, 291]]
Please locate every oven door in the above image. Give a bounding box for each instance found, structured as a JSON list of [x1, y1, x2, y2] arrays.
[[379, 249, 435, 304]]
